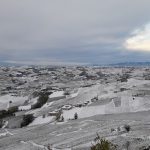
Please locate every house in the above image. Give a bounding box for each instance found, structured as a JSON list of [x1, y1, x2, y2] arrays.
[[48, 110, 61, 116]]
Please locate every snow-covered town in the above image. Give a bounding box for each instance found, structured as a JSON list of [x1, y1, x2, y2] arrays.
[[1, 65, 150, 149]]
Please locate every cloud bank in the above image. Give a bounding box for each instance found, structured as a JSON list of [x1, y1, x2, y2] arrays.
[[1, 0, 150, 65]]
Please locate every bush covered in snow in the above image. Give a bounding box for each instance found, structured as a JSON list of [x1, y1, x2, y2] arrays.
[[21, 114, 34, 127], [91, 134, 117, 150], [0, 106, 18, 119], [32, 93, 49, 109]]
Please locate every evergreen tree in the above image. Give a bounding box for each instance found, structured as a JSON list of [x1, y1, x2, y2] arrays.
[[74, 112, 78, 120]]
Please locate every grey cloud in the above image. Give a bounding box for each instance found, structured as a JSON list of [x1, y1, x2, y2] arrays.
[[0, 0, 150, 64]]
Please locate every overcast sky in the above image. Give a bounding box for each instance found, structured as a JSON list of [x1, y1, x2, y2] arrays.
[[1, 0, 150, 65]]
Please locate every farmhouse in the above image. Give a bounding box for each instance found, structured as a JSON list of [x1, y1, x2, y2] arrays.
[[48, 110, 61, 116]]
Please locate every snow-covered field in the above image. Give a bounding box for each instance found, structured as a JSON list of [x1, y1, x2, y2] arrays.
[[62, 95, 150, 121], [0, 95, 27, 104], [0, 95, 28, 110], [1, 67, 150, 150]]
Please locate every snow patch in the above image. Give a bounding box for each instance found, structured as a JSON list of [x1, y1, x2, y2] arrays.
[[49, 91, 64, 98], [18, 105, 31, 111], [0, 129, 13, 137], [70, 92, 78, 98], [42, 102, 53, 108], [29, 116, 54, 126]]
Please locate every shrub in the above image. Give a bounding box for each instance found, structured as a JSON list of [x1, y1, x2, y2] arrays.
[[0, 119, 3, 128], [124, 141, 130, 150], [0, 110, 7, 118], [32, 93, 49, 109], [42, 114, 46, 118], [79, 71, 88, 76], [7, 106, 18, 114], [74, 112, 78, 120], [120, 74, 129, 82], [124, 124, 131, 132], [55, 111, 62, 121], [21, 114, 34, 127], [47, 144, 53, 150], [0, 106, 18, 119], [91, 134, 117, 150], [139, 145, 150, 150], [111, 128, 115, 133], [61, 116, 64, 122], [120, 77, 127, 82], [64, 91, 70, 95]]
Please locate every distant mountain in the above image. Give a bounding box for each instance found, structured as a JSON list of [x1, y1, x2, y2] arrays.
[[109, 62, 150, 67], [91, 62, 150, 67], [1, 61, 150, 67], [0, 61, 22, 67]]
